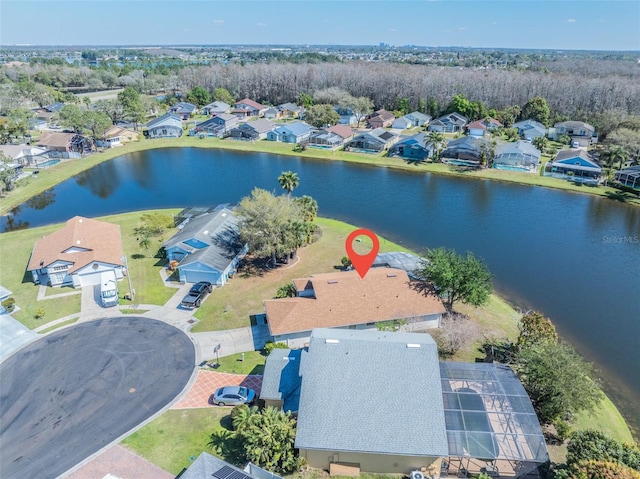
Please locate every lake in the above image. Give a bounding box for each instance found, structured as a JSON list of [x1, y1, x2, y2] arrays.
[[3, 147, 639, 434]]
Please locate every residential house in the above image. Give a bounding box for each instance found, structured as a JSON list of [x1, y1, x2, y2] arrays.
[[201, 101, 230, 116], [614, 165, 640, 190], [26, 216, 125, 288], [278, 102, 304, 119], [0, 144, 50, 168], [266, 121, 314, 144], [441, 136, 486, 165], [467, 117, 503, 137], [96, 126, 138, 148], [162, 206, 248, 286], [282, 328, 548, 475], [260, 348, 304, 412], [262, 267, 446, 347], [307, 125, 354, 150], [28, 118, 48, 131], [0, 148, 24, 180], [544, 149, 602, 183], [513, 119, 546, 141], [388, 133, 433, 161], [228, 119, 275, 140], [37, 132, 92, 158], [493, 141, 541, 172], [168, 101, 197, 120], [392, 111, 431, 130], [344, 128, 399, 153], [335, 106, 358, 126], [232, 98, 268, 119], [367, 109, 395, 129], [194, 113, 239, 137], [391, 116, 413, 130], [263, 107, 280, 120], [428, 112, 468, 133], [179, 452, 283, 479], [144, 113, 183, 138], [405, 111, 431, 127], [33, 102, 65, 123], [553, 120, 597, 146]]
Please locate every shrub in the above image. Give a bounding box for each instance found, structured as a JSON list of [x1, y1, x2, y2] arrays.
[[1, 297, 16, 312], [34, 308, 46, 320], [264, 341, 289, 355], [340, 256, 352, 270], [275, 283, 296, 298]]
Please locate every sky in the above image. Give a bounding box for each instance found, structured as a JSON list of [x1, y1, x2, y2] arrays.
[[1, 0, 639, 51]]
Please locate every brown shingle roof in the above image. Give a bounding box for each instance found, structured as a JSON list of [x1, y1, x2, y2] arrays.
[[264, 268, 446, 336], [27, 216, 124, 273], [236, 98, 265, 111], [327, 124, 354, 139], [37, 132, 77, 148]]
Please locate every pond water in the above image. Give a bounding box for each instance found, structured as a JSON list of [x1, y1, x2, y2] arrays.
[[3, 147, 639, 435]]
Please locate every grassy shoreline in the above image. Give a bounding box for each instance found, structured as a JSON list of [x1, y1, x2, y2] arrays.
[[2, 135, 639, 216], [1, 210, 634, 447]]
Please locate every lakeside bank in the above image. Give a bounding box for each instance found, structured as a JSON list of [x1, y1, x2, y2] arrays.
[[0, 210, 635, 445], [2, 135, 639, 216]]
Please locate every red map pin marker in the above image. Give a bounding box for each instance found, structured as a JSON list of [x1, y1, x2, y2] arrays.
[[345, 229, 380, 279]]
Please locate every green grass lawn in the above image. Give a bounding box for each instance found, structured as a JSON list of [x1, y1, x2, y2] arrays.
[[0, 221, 84, 328], [98, 209, 181, 306], [203, 350, 266, 375], [121, 408, 234, 476], [191, 217, 412, 332], [0, 209, 180, 328]]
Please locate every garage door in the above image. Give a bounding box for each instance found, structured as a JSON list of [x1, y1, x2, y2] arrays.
[[183, 270, 220, 284], [78, 271, 103, 286]]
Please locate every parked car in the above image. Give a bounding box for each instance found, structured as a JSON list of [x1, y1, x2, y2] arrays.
[[180, 281, 212, 308], [211, 386, 256, 406]]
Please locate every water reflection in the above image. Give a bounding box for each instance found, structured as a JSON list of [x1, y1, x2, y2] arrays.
[[25, 190, 55, 210], [75, 159, 120, 199]]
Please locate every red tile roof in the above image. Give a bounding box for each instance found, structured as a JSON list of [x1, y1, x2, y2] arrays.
[[264, 268, 446, 336], [27, 216, 124, 273]]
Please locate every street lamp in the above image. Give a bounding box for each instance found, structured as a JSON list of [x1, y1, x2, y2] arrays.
[[122, 255, 134, 301]]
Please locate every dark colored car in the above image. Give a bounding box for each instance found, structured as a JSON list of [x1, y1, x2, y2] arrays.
[[180, 281, 213, 308], [211, 386, 256, 406]]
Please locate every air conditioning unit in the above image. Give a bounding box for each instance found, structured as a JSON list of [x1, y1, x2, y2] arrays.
[[411, 471, 424, 479]]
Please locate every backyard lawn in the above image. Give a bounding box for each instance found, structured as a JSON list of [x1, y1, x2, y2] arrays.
[[191, 217, 413, 332], [121, 408, 234, 476]]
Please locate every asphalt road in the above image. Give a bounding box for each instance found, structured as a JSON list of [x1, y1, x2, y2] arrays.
[[0, 317, 195, 479]]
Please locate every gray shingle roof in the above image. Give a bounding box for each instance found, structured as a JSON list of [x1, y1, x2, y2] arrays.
[[146, 112, 181, 128], [163, 207, 244, 272], [260, 348, 304, 412], [179, 452, 276, 479], [295, 328, 448, 457]]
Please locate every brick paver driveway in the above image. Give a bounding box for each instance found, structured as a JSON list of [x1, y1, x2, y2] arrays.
[[172, 370, 263, 409]]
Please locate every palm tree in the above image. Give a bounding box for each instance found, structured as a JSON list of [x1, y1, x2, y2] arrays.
[[428, 131, 447, 162], [608, 145, 629, 171], [138, 236, 152, 252], [277, 171, 300, 197], [532, 136, 549, 153]]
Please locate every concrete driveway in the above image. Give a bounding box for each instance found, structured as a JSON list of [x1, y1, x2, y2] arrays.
[[0, 316, 195, 479], [0, 315, 38, 362], [172, 370, 263, 409]]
